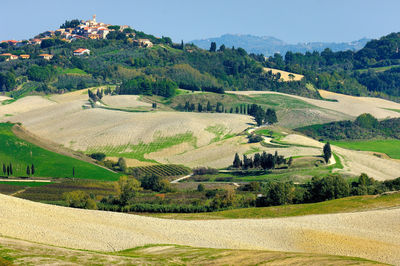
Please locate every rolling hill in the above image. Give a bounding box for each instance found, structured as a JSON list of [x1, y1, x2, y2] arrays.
[[0, 122, 119, 180]]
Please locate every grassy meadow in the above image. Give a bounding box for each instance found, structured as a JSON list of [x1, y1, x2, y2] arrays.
[[145, 192, 400, 220], [0, 123, 119, 180], [331, 139, 400, 159]]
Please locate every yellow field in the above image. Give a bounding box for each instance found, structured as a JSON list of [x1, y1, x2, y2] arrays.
[[263, 67, 304, 81]]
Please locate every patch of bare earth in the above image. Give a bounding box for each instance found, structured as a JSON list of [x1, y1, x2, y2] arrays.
[[102, 95, 151, 108], [263, 67, 304, 81], [228, 90, 400, 119]]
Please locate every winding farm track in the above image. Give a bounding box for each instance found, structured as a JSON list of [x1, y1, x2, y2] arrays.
[[0, 194, 399, 265]]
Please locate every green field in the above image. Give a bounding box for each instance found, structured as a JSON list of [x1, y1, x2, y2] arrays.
[[87, 132, 197, 162], [331, 139, 400, 159], [146, 192, 400, 220], [0, 241, 380, 266], [189, 153, 343, 183], [58, 67, 88, 75], [0, 181, 51, 187], [0, 123, 119, 180]]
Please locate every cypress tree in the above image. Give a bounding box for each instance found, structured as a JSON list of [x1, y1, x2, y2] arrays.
[[31, 164, 35, 175], [72, 167, 75, 177], [323, 142, 332, 163], [6, 165, 10, 176], [26, 165, 30, 176], [198, 103, 203, 112], [235, 106, 239, 113], [9, 163, 12, 175], [230, 107, 233, 113], [2, 163, 5, 175]]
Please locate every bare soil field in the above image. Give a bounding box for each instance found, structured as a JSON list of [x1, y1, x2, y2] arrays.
[[263, 67, 304, 81], [229, 90, 400, 119], [0, 193, 399, 265], [0, 96, 56, 118], [8, 109, 251, 151], [0, 95, 11, 102], [102, 95, 151, 108]]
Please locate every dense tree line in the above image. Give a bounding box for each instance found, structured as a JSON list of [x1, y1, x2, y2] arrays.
[[232, 151, 286, 170], [116, 76, 177, 97], [296, 113, 400, 141], [256, 173, 400, 207]]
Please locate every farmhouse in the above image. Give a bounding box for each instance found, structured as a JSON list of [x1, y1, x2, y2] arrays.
[[30, 38, 42, 45], [0, 53, 18, 61], [19, 54, 30, 59], [136, 39, 153, 48], [38, 54, 53, 60], [1, 40, 19, 46], [73, 48, 91, 56]]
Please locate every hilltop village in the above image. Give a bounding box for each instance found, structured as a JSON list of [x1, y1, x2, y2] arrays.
[[0, 15, 153, 61]]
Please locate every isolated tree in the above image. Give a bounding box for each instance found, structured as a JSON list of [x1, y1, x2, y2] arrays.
[[31, 164, 35, 175], [26, 165, 30, 176], [72, 167, 75, 177], [197, 184, 205, 192], [229, 107, 233, 113], [323, 142, 332, 163], [152, 102, 157, 109], [2, 163, 5, 175], [6, 165, 9, 176], [117, 176, 142, 205], [118, 157, 128, 173], [233, 153, 242, 168], [218, 44, 225, 52], [288, 73, 295, 81], [235, 106, 239, 113], [9, 163, 12, 175], [197, 103, 203, 112], [209, 42, 217, 52]]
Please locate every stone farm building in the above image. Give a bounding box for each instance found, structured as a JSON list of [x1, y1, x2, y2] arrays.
[[73, 48, 91, 56]]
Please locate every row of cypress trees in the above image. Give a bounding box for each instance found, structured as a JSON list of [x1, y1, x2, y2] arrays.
[[1, 163, 35, 176]]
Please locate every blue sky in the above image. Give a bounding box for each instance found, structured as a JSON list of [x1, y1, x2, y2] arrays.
[[1, 0, 400, 43]]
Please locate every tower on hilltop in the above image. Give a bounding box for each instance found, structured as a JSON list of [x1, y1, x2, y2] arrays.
[[92, 14, 96, 23]]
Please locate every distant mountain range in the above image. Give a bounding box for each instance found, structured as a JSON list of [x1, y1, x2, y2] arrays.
[[190, 34, 370, 56]]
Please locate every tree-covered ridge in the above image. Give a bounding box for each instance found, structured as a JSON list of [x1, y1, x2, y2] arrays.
[[296, 113, 400, 141], [0, 30, 320, 99], [265, 32, 400, 100]]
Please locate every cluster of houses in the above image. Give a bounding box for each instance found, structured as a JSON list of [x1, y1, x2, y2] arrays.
[[0, 15, 154, 61], [0, 53, 54, 61]]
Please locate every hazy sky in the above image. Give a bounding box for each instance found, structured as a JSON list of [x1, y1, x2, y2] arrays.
[[1, 0, 400, 43]]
